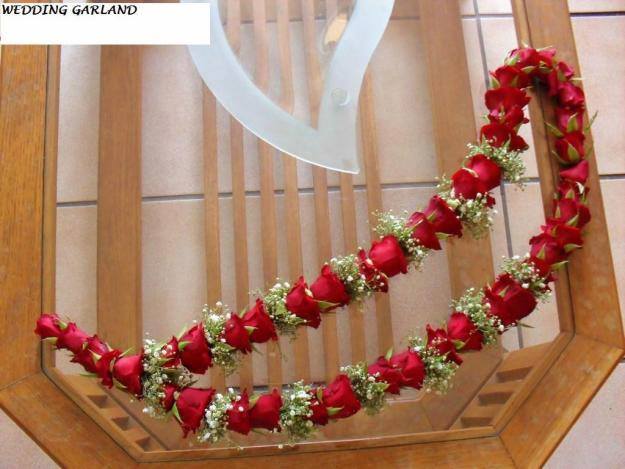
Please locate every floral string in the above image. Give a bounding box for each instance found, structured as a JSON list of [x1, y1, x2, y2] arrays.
[[36, 47, 593, 444]]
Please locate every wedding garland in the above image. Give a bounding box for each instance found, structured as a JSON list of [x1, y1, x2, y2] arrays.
[[36, 47, 593, 444]]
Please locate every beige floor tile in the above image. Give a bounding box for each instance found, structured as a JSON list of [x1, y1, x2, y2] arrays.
[[601, 179, 625, 325], [546, 363, 625, 468], [572, 16, 625, 175], [0, 411, 58, 468], [569, 0, 625, 12], [477, 0, 513, 14]]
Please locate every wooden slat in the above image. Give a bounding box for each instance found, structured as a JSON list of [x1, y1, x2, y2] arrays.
[[42, 45, 61, 370], [97, 46, 143, 353], [0, 45, 47, 388], [227, 0, 254, 390], [512, 0, 624, 347], [301, 0, 340, 382], [360, 71, 394, 355], [253, 0, 283, 389], [276, 0, 311, 382], [418, 0, 495, 295]]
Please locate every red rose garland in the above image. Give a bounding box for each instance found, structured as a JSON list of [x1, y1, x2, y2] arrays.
[[36, 47, 593, 443]]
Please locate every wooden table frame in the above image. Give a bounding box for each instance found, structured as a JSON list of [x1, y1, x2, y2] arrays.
[[1, 1, 623, 467]]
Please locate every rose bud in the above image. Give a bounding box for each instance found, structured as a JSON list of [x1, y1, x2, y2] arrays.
[[162, 384, 177, 412], [56, 322, 89, 354], [223, 314, 252, 354], [308, 396, 329, 426], [489, 65, 530, 89], [543, 222, 583, 252], [559, 160, 589, 184], [176, 387, 215, 437], [555, 107, 584, 133], [426, 325, 463, 365], [557, 180, 586, 200], [529, 232, 568, 266], [357, 249, 389, 292], [528, 255, 554, 279], [242, 299, 277, 344], [485, 87, 530, 114], [249, 389, 283, 431], [179, 324, 212, 374], [546, 61, 575, 96], [285, 277, 322, 328], [112, 354, 143, 396], [446, 313, 484, 351], [480, 122, 528, 151], [484, 274, 538, 326], [465, 154, 502, 191], [423, 196, 463, 237], [368, 235, 408, 278], [557, 81, 585, 108], [489, 105, 528, 130], [407, 212, 441, 250], [322, 374, 361, 419], [310, 265, 351, 309], [554, 131, 585, 165], [34, 313, 64, 340], [389, 348, 425, 389], [451, 168, 485, 200], [161, 337, 180, 368], [506, 47, 537, 69], [368, 356, 403, 394], [226, 391, 251, 435], [71, 335, 121, 387], [551, 197, 591, 229]]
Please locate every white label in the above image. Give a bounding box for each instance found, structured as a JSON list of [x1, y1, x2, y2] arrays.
[[0, 3, 211, 45]]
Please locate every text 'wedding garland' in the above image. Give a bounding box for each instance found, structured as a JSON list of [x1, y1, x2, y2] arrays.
[[36, 47, 593, 444]]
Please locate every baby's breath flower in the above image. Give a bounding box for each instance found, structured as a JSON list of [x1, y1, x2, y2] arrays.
[[374, 211, 430, 269], [202, 304, 240, 375], [436, 177, 493, 239], [467, 140, 526, 187], [262, 282, 306, 337], [341, 363, 388, 415], [501, 255, 552, 302], [280, 381, 317, 441], [408, 336, 459, 394], [329, 255, 373, 301], [452, 288, 501, 345], [198, 388, 239, 443]]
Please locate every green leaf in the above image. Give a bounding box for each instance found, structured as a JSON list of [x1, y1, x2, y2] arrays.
[[119, 347, 134, 358], [516, 321, 535, 329], [79, 372, 98, 378], [545, 122, 564, 138], [316, 387, 323, 403], [249, 394, 260, 409], [177, 340, 191, 351], [567, 143, 580, 164], [42, 337, 58, 344], [551, 260, 568, 271], [316, 300, 339, 311], [566, 113, 579, 133], [251, 343, 262, 354], [244, 326, 257, 335], [384, 347, 393, 361], [565, 213, 579, 227], [585, 111, 598, 131], [489, 75, 501, 89], [452, 339, 466, 351], [564, 243, 582, 253], [326, 406, 343, 417], [435, 232, 451, 240], [521, 65, 535, 75], [172, 404, 182, 423]]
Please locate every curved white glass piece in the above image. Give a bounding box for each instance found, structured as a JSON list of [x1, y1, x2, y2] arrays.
[[184, 0, 395, 174]]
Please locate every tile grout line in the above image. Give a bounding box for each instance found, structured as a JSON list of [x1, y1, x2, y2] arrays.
[[472, 0, 524, 349]]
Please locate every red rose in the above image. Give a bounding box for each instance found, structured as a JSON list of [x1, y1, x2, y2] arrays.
[[557, 81, 585, 108], [546, 61, 575, 96], [162, 384, 177, 412], [451, 168, 484, 200], [465, 154, 502, 191], [179, 324, 212, 374], [367, 356, 403, 394], [112, 354, 143, 396], [226, 391, 251, 435], [489, 105, 528, 130], [161, 337, 181, 368], [71, 335, 121, 387], [446, 313, 483, 351], [308, 396, 329, 426], [480, 122, 528, 151], [310, 265, 351, 309], [56, 322, 89, 354], [407, 212, 441, 250], [34, 313, 63, 340], [528, 256, 554, 279], [543, 222, 583, 251], [357, 249, 389, 292], [554, 131, 585, 165], [389, 348, 425, 389], [490, 65, 530, 89], [249, 389, 282, 431], [423, 195, 463, 237], [426, 325, 463, 365], [176, 387, 215, 437], [551, 197, 591, 229], [555, 107, 584, 132], [285, 277, 322, 328], [485, 87, 530, 114], [557, 180, 586, 200], [368, 235, 408, 278], [485, 274, 538, 326], [559, 160, 589, 184], [242, 299, 277, 344], [529, 232, 568, 266], [223, 314, 252, 353], [322, 374, 361, 419]]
